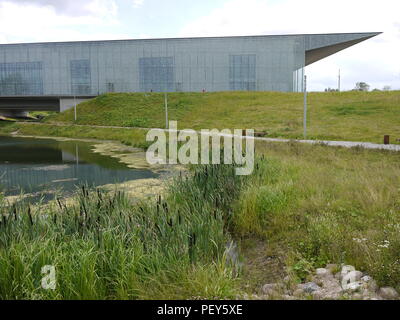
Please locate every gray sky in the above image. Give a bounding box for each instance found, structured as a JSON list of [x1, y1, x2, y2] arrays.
[[0, 0, 399, 91]]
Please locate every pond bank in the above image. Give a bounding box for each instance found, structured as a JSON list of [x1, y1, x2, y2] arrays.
[[1, 133, 184, 206]]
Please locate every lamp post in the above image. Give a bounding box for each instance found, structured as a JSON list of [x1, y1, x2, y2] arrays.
[[303, 75, 308, 139], [165, 92, 169, 129], [74, 96, 77, 121]]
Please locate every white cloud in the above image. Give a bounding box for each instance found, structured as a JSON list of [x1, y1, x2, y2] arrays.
[[1, 0, 119, 18], [132, 0, 144, 8], [0, 0, 121, 43], [0, 0, 398, 91], [180, 0, 400, 90], [2, 0, 118, 17]]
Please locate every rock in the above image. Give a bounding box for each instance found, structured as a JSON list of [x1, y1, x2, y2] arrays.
[[321, 279, 343, 296], [300, 282, 321, 294], [347, 271, 363, 282], [361, 278, 377, 291], [368, 280, 378, 292], [342, 271, 363, 290], [262, 283, 278, 296], [316, 268, 330, 277], [354, 271, 363, 280], [362, 289, 370, 297], [341, 265, 356, 279], [293, 289, 304, 297], [343, 281, 362, 292], [378, 287, 399, 300], [312, 290, 323, 300]]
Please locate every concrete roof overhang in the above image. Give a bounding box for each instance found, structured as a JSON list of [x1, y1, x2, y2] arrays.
[[305, 32, 382, 66]]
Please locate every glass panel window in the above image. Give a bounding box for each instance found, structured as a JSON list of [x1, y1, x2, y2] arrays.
[[139, 57, 174, 92], [229, 54, 256, 91], [70, 59, 91, 95], [0, 62, 43, 95]]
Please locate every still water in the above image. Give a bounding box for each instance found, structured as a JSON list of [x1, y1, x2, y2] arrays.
[[0, 136, 158, 197]]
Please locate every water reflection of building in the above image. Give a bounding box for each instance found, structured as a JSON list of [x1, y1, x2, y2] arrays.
[[1, 163, 156, 195], [62, 151, 78, 163], [0, 144, 63, 163], [0, 138, 157, 195]]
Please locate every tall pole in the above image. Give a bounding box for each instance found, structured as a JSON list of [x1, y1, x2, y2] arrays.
[[338, 69, 341, 92], [303, 75, 308, 139], [74, 96, 77, 121], [165, 93, 169, 129]]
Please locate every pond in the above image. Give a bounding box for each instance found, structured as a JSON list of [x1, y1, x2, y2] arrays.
[[0, 136, 158, 199]]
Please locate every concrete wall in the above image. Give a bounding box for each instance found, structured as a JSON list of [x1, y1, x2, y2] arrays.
[[60, 98, 91, 112]]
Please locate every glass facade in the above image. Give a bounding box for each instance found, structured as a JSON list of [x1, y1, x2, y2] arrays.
[[293, 68, 305, 93], [229, 54, 256, 91], [0, 33, 378, 96], [70, 59, 91, 95], [0, 62, 43, 95], [139, 57, 174, 92]]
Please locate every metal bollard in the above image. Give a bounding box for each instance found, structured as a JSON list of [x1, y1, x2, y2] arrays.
[[384, 135, 390, 145]]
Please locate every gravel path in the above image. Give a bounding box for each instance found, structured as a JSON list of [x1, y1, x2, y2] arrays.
[[255, 137, 400, 152], [171, 128, 400, 152]]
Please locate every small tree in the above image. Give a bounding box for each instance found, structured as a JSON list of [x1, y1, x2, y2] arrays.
[[355, 82, 370, 92]]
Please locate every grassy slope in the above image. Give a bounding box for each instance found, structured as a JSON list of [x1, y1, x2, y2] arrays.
[[0, 122, 150, 149], [237, 142, 400, 292], [50, 91, 400, 144]]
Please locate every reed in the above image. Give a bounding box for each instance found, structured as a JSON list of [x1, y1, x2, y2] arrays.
[[0, 161, 256, 300]]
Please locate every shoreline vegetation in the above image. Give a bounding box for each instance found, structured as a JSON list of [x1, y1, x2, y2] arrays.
[[0, 163, 253, 299], [0, 121, 151, 150], [0, 90, 400, 300], [1, 143, 399, 299]]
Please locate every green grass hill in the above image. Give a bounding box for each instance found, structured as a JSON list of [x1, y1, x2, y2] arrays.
[[49, 90, 400, 144]]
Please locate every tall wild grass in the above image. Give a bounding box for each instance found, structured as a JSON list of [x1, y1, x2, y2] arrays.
[[0, 162, 261, 300], [233, 141, 400, 290]]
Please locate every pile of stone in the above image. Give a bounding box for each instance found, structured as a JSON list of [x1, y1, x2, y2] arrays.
[[259, 264, 399, 300]]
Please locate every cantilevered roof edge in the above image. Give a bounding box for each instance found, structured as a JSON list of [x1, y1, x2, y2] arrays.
[[0, 32, 383, 46]]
